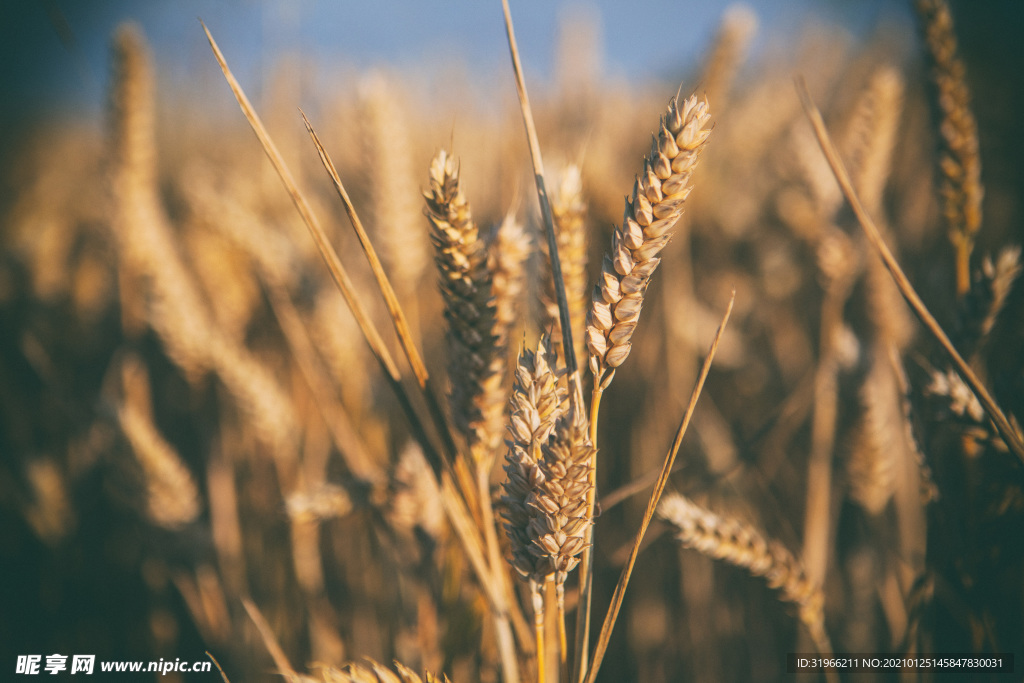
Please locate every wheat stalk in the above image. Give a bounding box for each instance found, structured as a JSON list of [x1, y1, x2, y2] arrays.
[[797, 78, 1024, 463]]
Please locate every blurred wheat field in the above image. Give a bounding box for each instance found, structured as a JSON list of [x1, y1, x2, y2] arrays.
[[2, 2, 1023, 682]]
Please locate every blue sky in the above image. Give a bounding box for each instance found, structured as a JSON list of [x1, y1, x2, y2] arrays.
[[0, 0, 912, 128]]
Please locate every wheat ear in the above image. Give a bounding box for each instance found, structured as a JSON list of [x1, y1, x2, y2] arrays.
[[701, 5, 758, 109], [658, 493, 833, 659], [958, 246, 1022, 358], [110, 23, 210, 381], [575, 93, 711, 675], [486, 212, 531, 455], [502, 335, 594, 673], [424, 149, 505, 465], [914, 0, 984, 297], [585, 93, 711, 389]]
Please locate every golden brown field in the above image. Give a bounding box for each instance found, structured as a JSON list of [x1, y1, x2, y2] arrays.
[[2, 2, 1022, 681]]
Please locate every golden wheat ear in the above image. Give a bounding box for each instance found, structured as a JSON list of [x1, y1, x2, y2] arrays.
[[914, 0, 983, 297], [585, 93, 712, 390], [657, 493, 833, 659], [423, 149, 504, 467]]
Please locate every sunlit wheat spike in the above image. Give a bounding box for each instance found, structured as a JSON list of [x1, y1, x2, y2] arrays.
[[914, 0, 984, 296], [923, 366, 1018, 453], [385, 441, 445, 539], [847, 348, 902, 515], [501, 335, 567, 579], [501, 335, 593, 584], [423, 149, 503, 464], [658, 492, 832, 656], [543, 164, 589, 364], [489, 211, 531, 346], [482, 212, 531, 458], [842, 65, 905, 216], [585, 93, 711, 388]]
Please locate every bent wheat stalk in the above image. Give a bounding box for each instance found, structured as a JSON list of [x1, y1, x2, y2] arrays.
[[796, 78, 1024, 464], [200, 21, 447, 474], [301, 112, 460, 465]]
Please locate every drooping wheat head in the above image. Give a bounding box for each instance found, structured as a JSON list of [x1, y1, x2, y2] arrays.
[[658, 492, 832, 657]]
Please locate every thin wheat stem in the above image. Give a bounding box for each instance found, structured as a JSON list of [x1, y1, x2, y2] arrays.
[[200, 21, 450, 474], [478, 467, 522, 683], [500, 0, 581, 410], [301, 112, 460, 464], [583, 292, 733, 683], [532, 580, 547, 683]]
